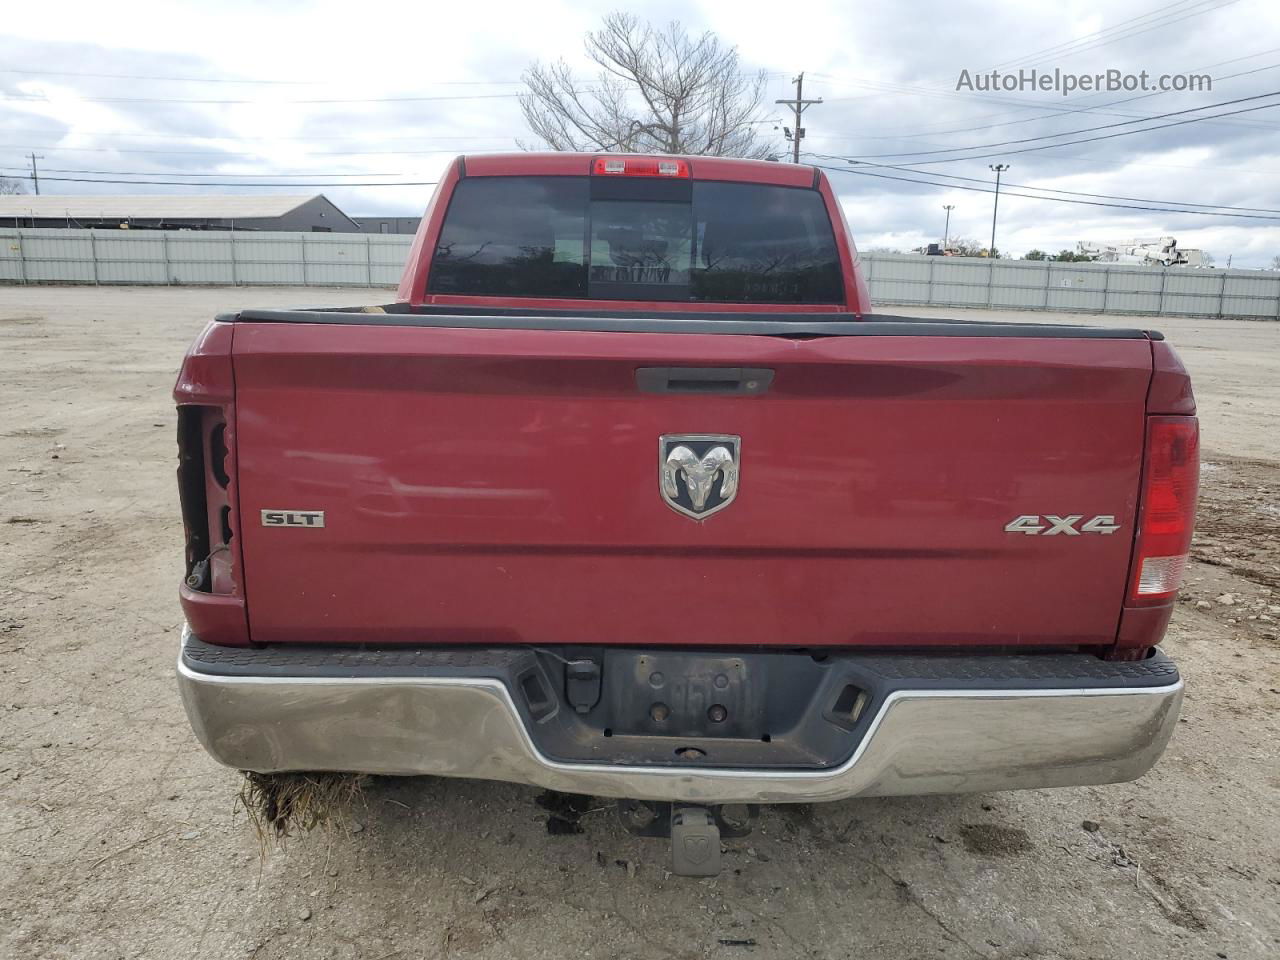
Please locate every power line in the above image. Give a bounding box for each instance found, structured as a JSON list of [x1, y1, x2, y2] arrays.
[[810, 61, 1280, 134], [8, 55, 1267, 150], [0, 67, 525, 86], [6, 166, 1274, 218], [807, 154, 1280, 214], [2, 173, 439, 187], [2, 68, 312, 85], [885, 100, 1280, 165], [810, 75, 1280, 137], [838, 90, 1280, 160], [3, 144, 490, 157], [15, 150, 1280, 215], [1, 66, 787, 88], [0, 165, 408, 178], [4, 91, 527, 105], [7, 47, 1272, 160], [17, 68, 1272, 155], [810, 162, 1280, 220], [10, 153, 1274, 218], [997, 0, 1240, 71], [817, 74, 1066, 107], [989, 0, 1213, 69], [1017, 0, 1242, 68], [15, 164, 1274, 214], [804, 137, 1280, 177], [827, 99, 1280, 169], [821, 58, 1280, 143], [0, 127, 517, 143]]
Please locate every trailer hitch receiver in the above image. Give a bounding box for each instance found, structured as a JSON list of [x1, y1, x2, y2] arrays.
[[670, 806, 721, 877]]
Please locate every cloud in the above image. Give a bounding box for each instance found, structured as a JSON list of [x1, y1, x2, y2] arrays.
[[2, 0, 1279, 264]]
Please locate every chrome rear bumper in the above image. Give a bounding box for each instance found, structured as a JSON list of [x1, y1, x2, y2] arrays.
[[177, 632, 1182, 804]]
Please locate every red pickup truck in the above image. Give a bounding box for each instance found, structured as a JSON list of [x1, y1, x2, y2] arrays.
[[175, 153, 1196, 875]]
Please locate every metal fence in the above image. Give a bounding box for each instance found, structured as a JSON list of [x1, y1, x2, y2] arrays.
[[3, 228, 1278, 320], [0, 228, 412, 288], [860, 252, 1280, 320]]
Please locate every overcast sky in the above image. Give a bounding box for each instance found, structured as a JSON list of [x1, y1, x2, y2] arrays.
[[3, 0, 1279, 265]]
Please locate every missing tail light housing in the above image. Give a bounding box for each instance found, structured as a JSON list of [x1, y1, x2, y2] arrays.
[[176, 406, 212, 588], [1129, 416, 1199, 605], [176, 405, 239, 595], [174, 321, 249, 646]]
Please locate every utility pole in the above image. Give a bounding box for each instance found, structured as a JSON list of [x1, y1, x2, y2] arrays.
[[775, 73, 822, 164], [942, 204, 955, 250], [988, 164, 1009, 257], [29, 153, 45, 195]]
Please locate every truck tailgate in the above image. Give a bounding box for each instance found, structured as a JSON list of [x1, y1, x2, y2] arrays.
[[230, 321, 1152, 649]]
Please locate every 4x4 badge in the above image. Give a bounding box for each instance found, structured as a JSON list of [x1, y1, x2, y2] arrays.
[[1004, 514, 1120, 535], [659, 435, 740, 520]]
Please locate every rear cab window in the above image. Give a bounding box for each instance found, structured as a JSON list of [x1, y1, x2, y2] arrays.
[[428, 172, 843, 304]]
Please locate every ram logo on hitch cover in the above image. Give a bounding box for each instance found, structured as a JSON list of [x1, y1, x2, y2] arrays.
[[1004, 514, 1120, 535], [660, 435, 740, 520], [261, 509, 325, 528]]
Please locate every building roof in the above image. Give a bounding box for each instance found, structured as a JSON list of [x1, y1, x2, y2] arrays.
[[0, 194, 322, 220]]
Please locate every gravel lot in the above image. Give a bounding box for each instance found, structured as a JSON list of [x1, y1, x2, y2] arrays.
[[1, 286, 1277, 960]]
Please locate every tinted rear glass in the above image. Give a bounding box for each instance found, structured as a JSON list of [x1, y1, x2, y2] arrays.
[[428, 175, 842, 303], [428, 177, 588, 298]]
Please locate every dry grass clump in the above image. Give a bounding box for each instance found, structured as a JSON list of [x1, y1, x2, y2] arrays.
[[237, 771, 367, 849]]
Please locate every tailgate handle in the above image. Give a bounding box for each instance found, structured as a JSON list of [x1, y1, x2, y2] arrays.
[[636, 367, 774, 395]]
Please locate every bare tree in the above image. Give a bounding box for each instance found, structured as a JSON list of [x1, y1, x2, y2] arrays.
[[945, 237, 987, 258], [520, 13, 773, 159], [0, 177, 26, 195]]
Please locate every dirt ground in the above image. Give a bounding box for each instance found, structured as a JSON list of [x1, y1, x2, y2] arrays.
[[1, 286, 1277, 960]]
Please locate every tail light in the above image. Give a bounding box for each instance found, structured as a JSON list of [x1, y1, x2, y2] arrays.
[[1129, 416, 1199, 605], [593, 156, 690, 178], [176, 406, 234, 593], [174, 321, 249, 646]]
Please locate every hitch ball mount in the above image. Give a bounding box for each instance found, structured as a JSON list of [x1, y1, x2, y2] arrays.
[[617, 800, 759, 877]]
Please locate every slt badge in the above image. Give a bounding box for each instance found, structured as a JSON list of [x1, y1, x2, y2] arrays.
[[660, 435, 740, 520]]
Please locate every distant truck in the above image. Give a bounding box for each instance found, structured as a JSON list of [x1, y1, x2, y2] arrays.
[[1077, 236, 1206, 267], [175, 153, 1197, 875]]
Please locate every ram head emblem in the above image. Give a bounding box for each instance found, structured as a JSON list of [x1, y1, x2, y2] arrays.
[[659, 435, 741, 520]]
